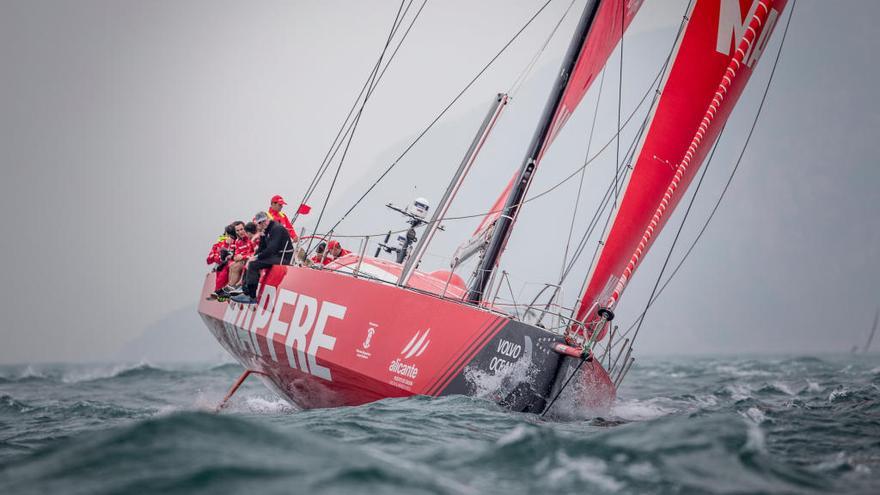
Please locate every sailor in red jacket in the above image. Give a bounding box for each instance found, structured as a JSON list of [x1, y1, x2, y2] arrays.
[[267, 195, 298, 242], [225, 221, 255, 291], [312, 240, 351, 266], [206, 234, 231, 265], [206, 225, 236, 294]]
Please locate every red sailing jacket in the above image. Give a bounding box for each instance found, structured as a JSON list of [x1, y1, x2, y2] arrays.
[[233, 236, 255, 259], [206, 235, 232, 265], [267, 209, 297, 241], [311, 248, 351, 266]]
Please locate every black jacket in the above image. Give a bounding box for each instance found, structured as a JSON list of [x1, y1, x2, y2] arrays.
[[254, 220, 292, 263]]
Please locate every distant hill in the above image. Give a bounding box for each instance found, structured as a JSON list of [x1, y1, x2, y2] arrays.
[[115, 305, 229, 363]]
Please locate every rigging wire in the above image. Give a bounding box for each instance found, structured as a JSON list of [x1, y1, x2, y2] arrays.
[[311, 0, 693, 242], [614, 0, 624, 207], [306, 0, 415, 251], [560, 68, 605, 277], [564, 95, 651, 282], [560, 0, 695, 315], [293, 0, 426, 225], [617, 0, 798, 346], [310, 9, 685, 243], [523, 0, 695, 292], [323, 0, 557, 235], [625, 124, 724, 348], [323, 46, 667, 241], [508, 0, 577, 98]]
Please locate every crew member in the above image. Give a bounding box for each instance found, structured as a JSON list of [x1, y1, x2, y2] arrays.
[[310, 242, 327, 265], [231, 211, 292, 304], [325, 240, 351, 264], [244, 221, 259, 243], [267, 195, 298, 242], [223, 221, 254, 292], [310, 240, 351, 266], [206, 224, 236, 296]]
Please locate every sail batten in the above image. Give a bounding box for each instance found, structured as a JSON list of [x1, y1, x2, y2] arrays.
[[571, 0, 788, 342]]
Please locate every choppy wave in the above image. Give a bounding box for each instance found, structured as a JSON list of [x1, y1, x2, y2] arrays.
[[1, 355, 879, 494], [0, 362, 173, 384]]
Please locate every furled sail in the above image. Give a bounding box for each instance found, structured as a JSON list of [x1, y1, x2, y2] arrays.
[[459, 0, 642, 265], [572, 0, 788, 341]]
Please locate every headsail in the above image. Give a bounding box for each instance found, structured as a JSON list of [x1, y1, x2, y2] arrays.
[[460, 0, 643, 280], [572, 0, 788, 340]]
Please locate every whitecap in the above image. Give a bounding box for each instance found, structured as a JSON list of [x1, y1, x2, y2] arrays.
[[772, 381, 797, 396], [828, 387, 851, 403], [722, 383, 753, 401], [715, 365, 772, 377], [241, 395, 296, 414], [625, 461, 657, 479], [59, 361, 159, 383], [496, 424, 532, 446], [20, 365, 48, 380], [546, 453, 623, 492], [740, 406, 768, 424], [611, 398, 674, 421]]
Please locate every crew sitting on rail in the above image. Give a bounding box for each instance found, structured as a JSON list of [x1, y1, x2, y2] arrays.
[[206, 224, 236, 298], [267, 194, 298, 242], [231, 211, 293, 304], [218, 221, 256, 296], [244, 221, 259, 244]]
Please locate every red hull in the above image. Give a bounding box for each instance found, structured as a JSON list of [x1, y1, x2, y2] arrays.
[[198, 261, 615, 413]]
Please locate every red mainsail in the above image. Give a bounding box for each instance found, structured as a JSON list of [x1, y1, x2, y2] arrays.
[[573, 0, 788, 339]]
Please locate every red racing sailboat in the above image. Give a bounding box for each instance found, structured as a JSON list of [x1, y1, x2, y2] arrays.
[[198, 0, 789, 415]]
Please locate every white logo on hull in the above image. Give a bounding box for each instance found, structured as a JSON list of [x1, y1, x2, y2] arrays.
[[221, 286, 346, 381], [387, 329, 430, 388], [489, 338, 523, 374], [357, 324, 377, 360], [400, 328, 431, 359]]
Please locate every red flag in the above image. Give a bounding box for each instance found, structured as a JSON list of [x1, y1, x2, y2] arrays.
[[297, 203, 311, 215]]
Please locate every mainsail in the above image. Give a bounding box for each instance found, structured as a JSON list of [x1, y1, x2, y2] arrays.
[[462, 0, 642, 276], [573, 0, 788, 340]]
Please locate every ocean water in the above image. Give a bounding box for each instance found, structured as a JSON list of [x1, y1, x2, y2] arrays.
[[1, 355, 878, 494]]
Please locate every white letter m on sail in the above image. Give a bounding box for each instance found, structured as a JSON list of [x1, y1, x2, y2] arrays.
[[716, 0, 778, 68]]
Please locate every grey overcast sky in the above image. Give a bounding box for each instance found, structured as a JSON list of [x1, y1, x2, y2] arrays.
[[1, 0, 878, 363]]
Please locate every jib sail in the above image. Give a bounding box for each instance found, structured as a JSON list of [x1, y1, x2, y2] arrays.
[[572, 0, 788, 340]]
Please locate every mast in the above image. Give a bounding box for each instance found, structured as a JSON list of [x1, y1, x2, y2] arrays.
[[466, 0, 603, 303]]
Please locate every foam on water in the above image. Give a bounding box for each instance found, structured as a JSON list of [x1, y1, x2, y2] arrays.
[[1, 354, 878, 494], [610, 398, 675, 421]]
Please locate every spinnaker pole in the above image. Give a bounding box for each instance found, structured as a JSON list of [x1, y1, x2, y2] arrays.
[[466, 0, 603, 303]]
